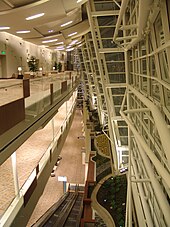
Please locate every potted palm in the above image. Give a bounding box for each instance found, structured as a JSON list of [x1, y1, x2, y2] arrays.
[[58, 62, 62, 72], [28, 56, 39, 72]]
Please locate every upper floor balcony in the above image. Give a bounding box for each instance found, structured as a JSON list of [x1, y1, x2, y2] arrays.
[[0, 70, 80, 164]]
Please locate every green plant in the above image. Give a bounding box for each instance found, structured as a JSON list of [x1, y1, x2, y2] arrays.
[[110, 200, 116, 209], [58, 62, 62, 72], [119, 219, 125, 226], [28, 56, 39, 72], [54, 61, 58, 70]]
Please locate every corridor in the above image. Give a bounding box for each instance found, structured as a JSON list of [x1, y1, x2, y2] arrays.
[[27, 108, 85, 226]]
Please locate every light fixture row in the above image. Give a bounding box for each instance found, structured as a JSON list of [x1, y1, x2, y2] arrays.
[[0, 13, 75, 34], [0, 12, 79, 49], [42, 32, 78, 44]]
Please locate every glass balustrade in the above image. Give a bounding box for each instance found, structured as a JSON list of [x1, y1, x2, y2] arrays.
[[0, 71, 78, 122], [0, 93, 77, 225], [0, 80, 23, 106]]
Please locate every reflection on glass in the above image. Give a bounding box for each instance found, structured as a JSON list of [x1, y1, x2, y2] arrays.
[[0, 81, 23, 106]]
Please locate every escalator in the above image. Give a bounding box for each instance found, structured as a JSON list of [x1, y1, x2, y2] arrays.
[[32, 186, 84, 227]]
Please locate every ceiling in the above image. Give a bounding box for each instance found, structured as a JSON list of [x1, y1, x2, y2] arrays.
[[0, 0, 89, 50]]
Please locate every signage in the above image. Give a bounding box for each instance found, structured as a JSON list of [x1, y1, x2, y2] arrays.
[[58, 176, 67, 182]]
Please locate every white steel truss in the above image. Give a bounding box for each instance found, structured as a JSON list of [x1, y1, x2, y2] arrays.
[[85, 0, 128, 171], [78, 0, 170, 226]]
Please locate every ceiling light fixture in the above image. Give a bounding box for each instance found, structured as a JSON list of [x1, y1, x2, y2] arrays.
[[77, 0, 83, 3], [16, 30, 30, 34], [26, 13, 45, 20], [66, 48, 74, 52], [0, 26, 10, 30], [68, 32, 77, 37], [55, 42, 64, 45], [48, 30, 54, 33], [56, 46, 64, 49], [61, 21, 73, 27], [70, 40, 78, 45], [56, 48, 65, 51], [42, 38, 58, 43]]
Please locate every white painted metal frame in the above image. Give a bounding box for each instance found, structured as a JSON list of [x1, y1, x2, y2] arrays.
[[119, 0, 170, 226], [80, 0, 170, 226]]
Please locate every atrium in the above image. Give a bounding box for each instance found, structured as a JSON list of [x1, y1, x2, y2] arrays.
[[0, 0, 170, 226]]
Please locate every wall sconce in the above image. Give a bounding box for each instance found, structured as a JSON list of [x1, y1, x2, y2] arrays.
[[53, 66, 55, 70]]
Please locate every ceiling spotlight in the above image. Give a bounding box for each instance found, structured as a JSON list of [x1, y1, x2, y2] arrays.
[[0, 26, 10, 30], [42, 38, 58, 43], [26, 13, 45, 20], [61, 21, 73, 27], [16, 30, 30, 34], [68, 32, 77, 37], [77, 0, 83, 2]]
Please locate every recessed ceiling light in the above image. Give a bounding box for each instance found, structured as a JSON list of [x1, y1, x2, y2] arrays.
[[42, 38, 58, 43], [55, 42, 64, 45], [16, 30, 30, 34], [66, 48, 74, 52], [0, 26, 10, 30], [48, 30, 54, 33], [56, 47, 65, 51], [56, 46, 64, 49], [68, 32, 77, 37], [70, 40, 78, 45], [26, 13, 45, 20], [61, 21, 73, 27]]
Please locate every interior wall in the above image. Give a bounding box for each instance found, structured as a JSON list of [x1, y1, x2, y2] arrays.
[[0, 32, 58, 78]]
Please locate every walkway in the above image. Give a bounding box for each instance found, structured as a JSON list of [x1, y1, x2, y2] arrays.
[[27, 108, 85, 226]]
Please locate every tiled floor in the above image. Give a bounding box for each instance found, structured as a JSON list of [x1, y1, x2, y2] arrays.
[[27, 108, 85, 226]]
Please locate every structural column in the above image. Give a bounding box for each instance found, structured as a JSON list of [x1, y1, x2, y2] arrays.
[[11, 152, 20, 196]]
